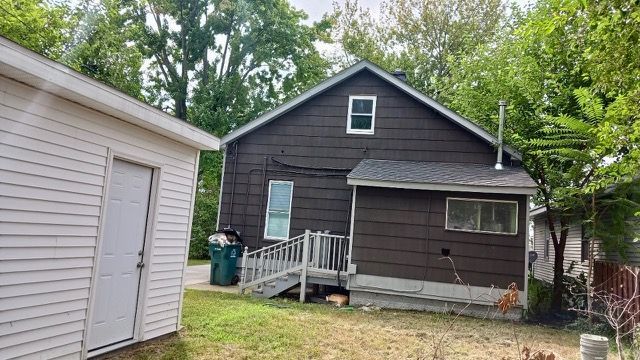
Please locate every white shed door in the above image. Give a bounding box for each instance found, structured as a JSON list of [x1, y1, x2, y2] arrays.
[[89, 159, 153, 350]]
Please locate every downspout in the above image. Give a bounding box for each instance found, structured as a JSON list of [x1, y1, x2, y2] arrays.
[[495, 100, 507, 170], [227, 141, 239, 227], [337, 186, 354, 287], [255, 156, 268, 248]]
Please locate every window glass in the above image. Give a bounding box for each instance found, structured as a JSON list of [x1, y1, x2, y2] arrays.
[[350, 115, 373, 129], [347, 96, 376, 133], [352, 99, 373, 113], [265, 181, 293, 239], [446, 198, 517, 235]]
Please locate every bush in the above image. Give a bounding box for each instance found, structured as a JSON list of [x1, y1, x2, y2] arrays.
[[528, 276, 552, 316], [189, 151, 222, 260]]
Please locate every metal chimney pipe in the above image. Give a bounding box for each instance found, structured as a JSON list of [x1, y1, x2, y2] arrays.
[[495, 100, 507, 170]]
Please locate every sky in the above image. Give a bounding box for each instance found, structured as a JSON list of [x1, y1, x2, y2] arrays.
[[289, 0, 533, 24], [289, 0, 384, 24]]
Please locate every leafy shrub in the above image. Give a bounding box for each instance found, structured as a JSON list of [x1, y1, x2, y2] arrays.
[[528, 276, 552, 316], [189, 152, 222, 260]]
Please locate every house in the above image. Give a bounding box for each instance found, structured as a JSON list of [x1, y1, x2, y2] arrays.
[[531, 205, 640, 284], [0, 37, 219, 358], [217, 60, 537, 317]]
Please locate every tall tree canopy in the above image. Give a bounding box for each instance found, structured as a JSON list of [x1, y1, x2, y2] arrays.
[[129, 0, 330, 124], [444, 0, 640, 311], [328, 0, 507, 98], [0, 0, 76, 59]]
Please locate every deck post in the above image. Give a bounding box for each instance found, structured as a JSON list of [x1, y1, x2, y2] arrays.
[[300, 230, 311, 303], [314, 231, 322, 268], [239, 246, 248, 294]]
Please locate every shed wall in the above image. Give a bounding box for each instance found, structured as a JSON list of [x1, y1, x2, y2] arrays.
[[0, 75, 198, 359], [351, 187, 527, 289], [219, 70, 514, 250]]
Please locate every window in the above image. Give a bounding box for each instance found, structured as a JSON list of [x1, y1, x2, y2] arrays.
[[264, 181, 293, 240], [445, 198, 518, 235], [581, 224, 590, 262], [581, 240, 590, 262], [347, 95, 376, 134], [543, 220, 550, 260]]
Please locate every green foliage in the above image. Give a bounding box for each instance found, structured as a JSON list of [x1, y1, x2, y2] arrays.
[[527, 276, 553, 316], [189, 151, 222, 259], [0, 0, 76, 59], [65, 0, 144, 98], [444, 0, 640, 311], [327, 0, 507, 98]]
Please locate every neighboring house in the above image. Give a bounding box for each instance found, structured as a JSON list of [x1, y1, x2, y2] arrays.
[[531, 206, 640, 284], [217, 60, 537, 317], [0, 37, 219, 359]]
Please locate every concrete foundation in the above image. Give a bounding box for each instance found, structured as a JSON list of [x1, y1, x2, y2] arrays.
[[350, 290, 522, 321]]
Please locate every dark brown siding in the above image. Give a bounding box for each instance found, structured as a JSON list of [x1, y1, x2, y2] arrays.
[[352, 187, 527, 289], [219, 69, 517, 251]]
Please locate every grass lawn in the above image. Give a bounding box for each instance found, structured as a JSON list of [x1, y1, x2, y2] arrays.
[[108, 290, 599, 360], [187, 259, 209, 266]]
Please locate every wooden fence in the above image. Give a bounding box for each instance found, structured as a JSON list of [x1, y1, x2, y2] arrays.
[[593, 261, 640, 330]]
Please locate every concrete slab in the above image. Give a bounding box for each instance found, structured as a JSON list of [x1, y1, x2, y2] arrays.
[[184, 264, 239, 293], [185, 264, 210, 285], [187, 282, 239, 293]]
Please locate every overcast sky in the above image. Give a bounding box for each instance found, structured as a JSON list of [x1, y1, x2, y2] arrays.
[[289, 0, 384, 24], [289, 0, 533, 24]]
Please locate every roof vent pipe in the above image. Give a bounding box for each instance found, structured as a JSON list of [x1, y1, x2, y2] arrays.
[[495, 100, 507, 170], [391, 69, 407, 82]]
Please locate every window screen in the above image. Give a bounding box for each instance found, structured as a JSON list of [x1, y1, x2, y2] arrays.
[[446, 198, 518, 235], [265, 181, 293, 240]]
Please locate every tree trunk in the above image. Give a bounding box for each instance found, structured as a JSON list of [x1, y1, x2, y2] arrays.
[[550, 220, 568, 312], [174, 92, 187, 120], [551, 247, 565, 312]]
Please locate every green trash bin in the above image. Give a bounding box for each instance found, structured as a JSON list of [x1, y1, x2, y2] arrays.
[[209, 242, 242, 285]]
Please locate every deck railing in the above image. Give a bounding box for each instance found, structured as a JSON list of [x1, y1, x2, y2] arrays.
[[239, 230, 350, 302]]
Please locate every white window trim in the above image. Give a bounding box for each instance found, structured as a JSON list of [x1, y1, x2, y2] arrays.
[[445, 197, 519, 236], [264, 180, 294, 241], [347, 95, 377, 135]]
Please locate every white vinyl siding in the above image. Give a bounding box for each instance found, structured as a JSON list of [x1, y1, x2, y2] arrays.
[[532, 214, 591, 283], [0, 75, 198, 359], [346, 95, 376, 134], [264, 181, 293, 240]]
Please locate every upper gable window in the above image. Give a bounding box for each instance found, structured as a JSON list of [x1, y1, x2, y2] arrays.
[[347, 95, 377, 134]]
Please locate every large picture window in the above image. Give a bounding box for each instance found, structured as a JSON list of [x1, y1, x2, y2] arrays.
[[264, 180, 294, 240], [446, 198, 518, 235], [347, 95, 376, 134]]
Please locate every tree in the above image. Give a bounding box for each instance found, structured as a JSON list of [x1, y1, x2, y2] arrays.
[[65, 0, 145, 98], [0, 0, 76, 59], [130, 0, 329, 121], [327, 0, 507, 98], [445, 0, 640, 311]]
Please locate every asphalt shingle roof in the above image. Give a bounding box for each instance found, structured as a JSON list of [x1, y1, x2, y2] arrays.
[[347, 159, 537, 190]]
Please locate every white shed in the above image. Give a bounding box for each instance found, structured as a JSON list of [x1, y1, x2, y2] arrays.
[[0, 37, 219, 359]]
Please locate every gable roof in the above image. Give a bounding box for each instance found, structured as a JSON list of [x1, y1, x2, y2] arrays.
[[0, 36, 219, 151], [220, 60, 521, 160]]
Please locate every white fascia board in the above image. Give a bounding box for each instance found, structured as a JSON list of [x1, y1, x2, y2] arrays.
[[0, 37, 219, 151], [530, 206, 547, 217], [220, 59, 521, 161], [347, 178, 537, 195]]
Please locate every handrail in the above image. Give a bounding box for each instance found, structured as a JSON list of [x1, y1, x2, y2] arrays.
[[243, 233, 305, 257], [239, 230, 351, 303]]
